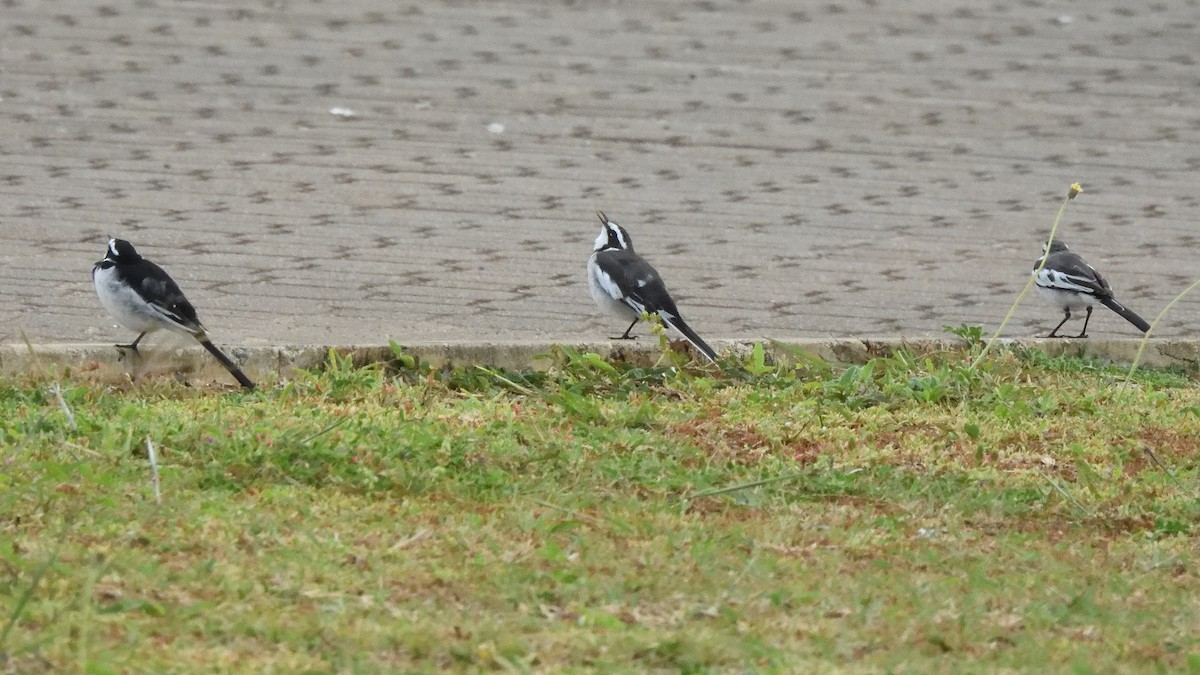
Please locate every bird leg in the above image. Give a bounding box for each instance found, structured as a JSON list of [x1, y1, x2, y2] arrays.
[[611, 318, 639, 340], [115, 331, 147, 353], [1074, 305, 1093, 339], [1046, 310, 1072, 338]]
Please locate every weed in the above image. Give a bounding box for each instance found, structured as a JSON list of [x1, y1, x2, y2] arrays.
[[1, 349, 1198, 671]]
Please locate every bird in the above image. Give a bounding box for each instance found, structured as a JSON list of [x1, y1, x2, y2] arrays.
[[92, 238, 255, 389], [587, 212, 718, 362], [1032, 239, 1150, 338]]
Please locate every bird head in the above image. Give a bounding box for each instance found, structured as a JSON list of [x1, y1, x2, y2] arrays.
[[1042, 239, 1069, 255], [594, 212, 633, 252], [104, 238, 142, 264]]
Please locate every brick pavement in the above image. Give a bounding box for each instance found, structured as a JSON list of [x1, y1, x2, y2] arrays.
[[1, 1, 1197, 348]]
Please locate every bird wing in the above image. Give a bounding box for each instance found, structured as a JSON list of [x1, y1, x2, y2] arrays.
[[593, 249, 681, 319], [590, 251, 629, 302], [1035, 252, 1112, 297], [132, 261, 206, 334]]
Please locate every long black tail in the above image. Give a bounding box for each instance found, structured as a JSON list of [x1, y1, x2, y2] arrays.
[[662, 316, 718, 363], [1099, 296, 1150, 333], [199, 339, 256, 390]]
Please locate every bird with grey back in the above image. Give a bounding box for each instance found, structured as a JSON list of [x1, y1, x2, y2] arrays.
[[1032, 239, 1150, 338]]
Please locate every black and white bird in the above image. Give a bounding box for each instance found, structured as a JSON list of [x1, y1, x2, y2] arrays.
[[587, 212, 718, 362], [1032, 239, 1150, 338], [92, 238, 255, 389]]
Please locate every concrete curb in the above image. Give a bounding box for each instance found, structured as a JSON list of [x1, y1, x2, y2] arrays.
[[2, 339, 1198, 385]]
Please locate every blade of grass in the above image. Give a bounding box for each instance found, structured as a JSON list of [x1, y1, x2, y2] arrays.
[[50, 384, 76, 432], [18, 327, 48, 380], [687, 472, 808, 500], [146, 436, 161, 506], [1039, 469, 1091, 516], [476, 366, 537, 397], [0, 555, 56, 651], [1141, 446, 1171, 475], [296, 418, 349, 447], [528, 498, 607, 527], [0, 520, 64, 654]]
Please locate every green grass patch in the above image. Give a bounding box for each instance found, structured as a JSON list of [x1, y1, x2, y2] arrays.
[[2, 346, 1199, 671]]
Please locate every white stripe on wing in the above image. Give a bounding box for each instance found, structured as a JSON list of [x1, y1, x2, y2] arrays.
[[594, 267, 625, 301], [1036, 269, 1097, 296]]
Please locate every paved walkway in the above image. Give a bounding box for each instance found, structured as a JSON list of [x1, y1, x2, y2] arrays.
[[2, 1, 1198, 347]]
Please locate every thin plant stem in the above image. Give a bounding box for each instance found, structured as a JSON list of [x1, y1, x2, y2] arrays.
[[971, 183, 1082, 368], [1125, 276, 1200, 382], [687, 472, 807, 499]]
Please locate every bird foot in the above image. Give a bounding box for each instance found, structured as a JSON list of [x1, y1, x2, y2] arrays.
[[114, 343, 141, 362]]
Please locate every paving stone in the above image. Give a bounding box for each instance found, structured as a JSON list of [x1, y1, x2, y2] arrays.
[[1, 1, 1196, 347]]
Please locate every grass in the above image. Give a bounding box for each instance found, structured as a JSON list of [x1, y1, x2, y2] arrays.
[[2, 343, 1199, 673]]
